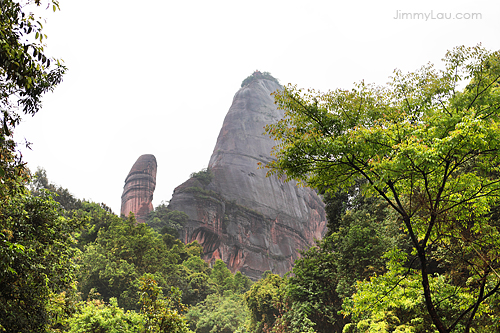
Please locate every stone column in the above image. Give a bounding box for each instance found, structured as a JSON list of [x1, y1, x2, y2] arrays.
[[121, 154, 157, 223]]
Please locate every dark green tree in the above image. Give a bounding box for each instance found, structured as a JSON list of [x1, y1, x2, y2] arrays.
[[78, 213, 176, 309], [139, 274, 192, 333], [186, 291, 248, 333], [1, 2, 67, 328], [0, 0, 65, 198], [30, 167, 83, 211], [0, 192, 83, 332], [244, 274, 287, 333], [146, 202, 189, 237]]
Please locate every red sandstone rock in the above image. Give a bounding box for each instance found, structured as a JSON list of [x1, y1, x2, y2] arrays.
[[121, 154, 157, 223], [169, 76, 327, 280]]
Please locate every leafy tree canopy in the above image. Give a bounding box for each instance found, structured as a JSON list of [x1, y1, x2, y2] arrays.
[[265, 45, 500, 332], [244, 273, 287, 333], [0, 192, 84, 332], [0, 0, 66, 199], [146, 202, 189, 237], [186, 291, 248, 333]]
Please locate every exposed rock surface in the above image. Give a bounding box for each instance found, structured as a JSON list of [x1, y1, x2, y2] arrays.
[[169, 74, 327, 280], [121, 154, 157, 223]]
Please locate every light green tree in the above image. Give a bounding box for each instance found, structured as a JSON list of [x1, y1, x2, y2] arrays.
[[67, 297, 143, 333], [139, 274, 192, 333], [265, 45, 500, 332]]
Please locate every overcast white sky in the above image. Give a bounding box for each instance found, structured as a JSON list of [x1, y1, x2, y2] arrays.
[[14, 0, 500, 214]]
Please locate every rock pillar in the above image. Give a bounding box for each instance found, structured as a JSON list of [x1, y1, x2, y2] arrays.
[[121, 154, 157, 223]]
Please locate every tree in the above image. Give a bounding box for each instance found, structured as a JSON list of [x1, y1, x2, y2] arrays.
[[208, 259, 252, 295], [210, 259, 235, 294], [139, 274, 192, 333], [186, 291, 248, 333], [0, 0, 65, 198], [146, 203, 189, 237], [265, 45, 500, 332], [1, 2, 67, 328], [66, 297, 143, 333], [30, 167, 83, 211], [342, 248, 500, 333], [78, 212, 216, 309], [269, 191, 404, 333], [78, 213, 176, 309], [0, 192, 83, 332], [244, 274, 287, 333]]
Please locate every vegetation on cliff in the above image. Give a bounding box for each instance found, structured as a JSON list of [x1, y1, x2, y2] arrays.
[[241, 71, 280, 87]]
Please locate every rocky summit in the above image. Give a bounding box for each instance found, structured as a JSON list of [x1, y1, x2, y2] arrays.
[[169, 72, 327, 280], [121, 154, 157, 223]]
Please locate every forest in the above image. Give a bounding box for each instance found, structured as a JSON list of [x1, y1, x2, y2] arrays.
[[2, 1, 500, 332]]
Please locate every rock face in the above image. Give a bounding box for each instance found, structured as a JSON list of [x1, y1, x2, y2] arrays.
[[121, 154, 157, 223], [169, 74, 327, 280]]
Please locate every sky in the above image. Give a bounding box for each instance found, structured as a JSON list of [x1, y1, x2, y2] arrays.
[[14, 0, 500, 214]]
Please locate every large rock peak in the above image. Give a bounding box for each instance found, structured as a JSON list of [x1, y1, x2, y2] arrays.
[[169, 75, 327, 280], [121, 154, 157, 223]]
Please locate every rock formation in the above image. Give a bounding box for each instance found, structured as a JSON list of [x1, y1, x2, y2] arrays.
[[169, 73, 327, 280], [121, 154, 157, 223]]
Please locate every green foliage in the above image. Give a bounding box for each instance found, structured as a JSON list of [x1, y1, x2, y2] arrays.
[[78, 210, 217, 309], [72, 201, 117, 250], [187, 291, 248, 333], [29, 168, 119, 251], [67, 297, 143, 333], [30, 167, 83, 211], [0, 11, 67, 322], [47, 286, 80, 333], [342, 248, 500, 333], [190, 168, 213, 186], [271, 302, 318, 333], [139, 274, 192, 333], [265, 45, 500, 332], [241, 71, 280, 87], [210, 259, 252, 295], [275, 189, 404, 333], [331, 196, 403, 299], [286, 242, 343, 332], [210, 259, 234, 293], [322, 190, 349, 236], [0, 192, 83, 332], [233, 271, 253, 295], [78, 213, 175, 309], [244, 274, 287, 333], [0, 0, 65, 196], [146, 202, 189, 237], [0, 0, 65, 116]]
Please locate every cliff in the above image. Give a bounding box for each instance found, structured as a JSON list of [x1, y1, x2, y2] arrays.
[[169, 74, 327, 280], [121, 154, 157, 223]]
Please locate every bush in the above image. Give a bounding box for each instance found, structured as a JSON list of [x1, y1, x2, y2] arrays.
[[241, 71, 280, 87], [190, 168, 213, 185]]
